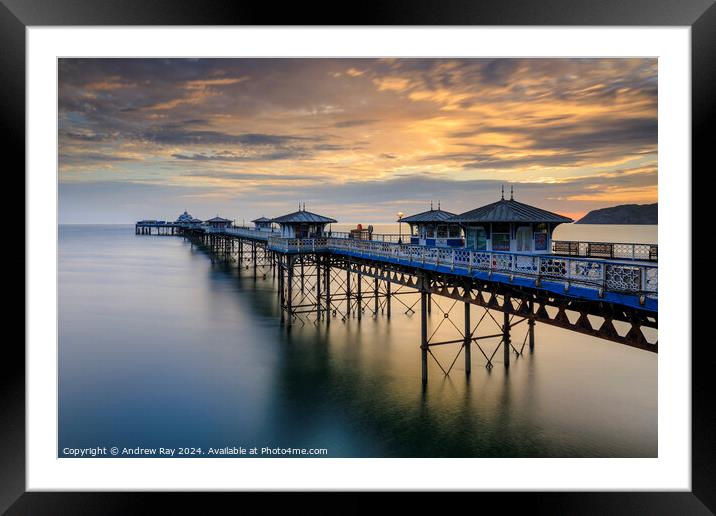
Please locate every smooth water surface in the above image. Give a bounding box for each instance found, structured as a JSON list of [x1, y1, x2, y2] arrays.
[[59, 224, 657, 457]]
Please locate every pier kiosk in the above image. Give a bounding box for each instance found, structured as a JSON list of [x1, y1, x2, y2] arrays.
[[175, 211, 203, 227], [272, 207, 337, 239], [400, 204, 463, 247], [252, 216, 274, 232], [206, 216, 234, 230], [449, 190, 572, 253]]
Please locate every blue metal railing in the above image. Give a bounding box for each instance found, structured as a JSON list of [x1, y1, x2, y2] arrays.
[[552, 240, 657, 262], [267, 236, 657, 299]]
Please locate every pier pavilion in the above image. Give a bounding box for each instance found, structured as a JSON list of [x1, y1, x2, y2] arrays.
[[175, 211, 203, 227], [252, 216, 274, 232], [175, 211, 193, 223], [206, 216, 234, 229], [399, 203, 463, 247], [272, 206, 337, 239], [449, 189, 573, 253]]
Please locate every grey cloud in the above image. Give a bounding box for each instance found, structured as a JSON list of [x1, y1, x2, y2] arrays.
[[141, 129, 318, 147], [429, 117, 657, 169], [59, 152, 134, 164], [172, 149, 312, 162], [182, 171, 320, 181], [334, 119, 380, 128]]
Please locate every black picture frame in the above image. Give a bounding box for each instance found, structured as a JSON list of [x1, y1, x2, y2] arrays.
[[3, 0, 712, 512]]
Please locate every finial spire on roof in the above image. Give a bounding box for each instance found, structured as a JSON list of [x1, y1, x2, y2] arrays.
[[430, 200, 433, 210], [501, 185, 504, 200], [438, 200, 441, 210], [510, 185, 514, 200]]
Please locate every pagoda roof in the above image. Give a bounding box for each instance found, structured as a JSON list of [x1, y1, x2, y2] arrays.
[[271, 209, 337, 224], [400, 208, 457, 224], [449, 198, 573, 224]]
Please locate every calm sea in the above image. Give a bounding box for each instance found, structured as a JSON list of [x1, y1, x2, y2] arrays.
[[58, 224, 657, 457]]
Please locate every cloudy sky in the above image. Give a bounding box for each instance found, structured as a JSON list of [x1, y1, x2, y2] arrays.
[[58, 58, 657, 224]]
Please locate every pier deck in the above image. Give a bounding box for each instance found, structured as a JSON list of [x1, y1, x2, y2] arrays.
[[195, 227, 656, 312]]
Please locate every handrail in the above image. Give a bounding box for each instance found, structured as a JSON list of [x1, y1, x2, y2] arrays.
[[265, 237, 657, 297], [552, 240, 657, 262], [178, 228, 659, 298], [223, 227, 278, 240], [327, 231, 404, 243]]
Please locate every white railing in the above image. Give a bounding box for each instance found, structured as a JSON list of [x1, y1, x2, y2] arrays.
[[327, 231, 405, 243], [327, 238, 657, 297], [218, 233, 658, 298], [223, 227, 278, 240], [268, 236, 330, 253], [552, 240, 657, 262]]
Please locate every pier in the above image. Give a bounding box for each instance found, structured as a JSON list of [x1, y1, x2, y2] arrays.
[[135, 197, 657, 383]]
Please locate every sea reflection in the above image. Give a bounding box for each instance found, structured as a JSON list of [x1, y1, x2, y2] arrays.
[[59, 225, 657, 457]]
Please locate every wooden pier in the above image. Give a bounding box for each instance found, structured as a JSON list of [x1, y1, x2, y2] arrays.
[[136, 204, 657, 383]]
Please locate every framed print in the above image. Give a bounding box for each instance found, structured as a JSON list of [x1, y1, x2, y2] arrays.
[[3, 0, 714, 512]]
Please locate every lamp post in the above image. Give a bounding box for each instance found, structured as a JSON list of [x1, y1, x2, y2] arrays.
[[397, 211, 404, 244]]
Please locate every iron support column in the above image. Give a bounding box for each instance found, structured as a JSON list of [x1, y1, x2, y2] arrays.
[[386, 280, 391, 319], [286, 257, 293, 326], [316, 255, 322, 321], [357, 270, 362, 320], [503, 296, 511, 368], [325, 262, 331, 325], [374, 276, 379, 317], [346, 266, 351, 317], [528, 299, 535, 352], [279, 259, 285, 323], [464, 301, 471, 375], [421, 289, 428, 383]]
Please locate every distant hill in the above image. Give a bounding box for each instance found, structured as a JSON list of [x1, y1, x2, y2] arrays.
[[576, 203, 657, 224]]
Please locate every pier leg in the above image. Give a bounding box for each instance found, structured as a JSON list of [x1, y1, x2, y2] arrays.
[[528, 299, 535, 352], [357, 270, 362, 320], [427, 293, 432, 315], [374, 276, 379, 317], [278, 257, 284, 306], [386, 280, 391, 319], [286, 258, 293, 326], [464, 301, 471, 375], [345, 266, 351, 318], [325, 263, 331, 325], [252, 243, 257, 277], [316, 256, 322, 321], [503, 297, 511, 368], [421, 289, 428, 383], [300, 258, 305, 293]]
